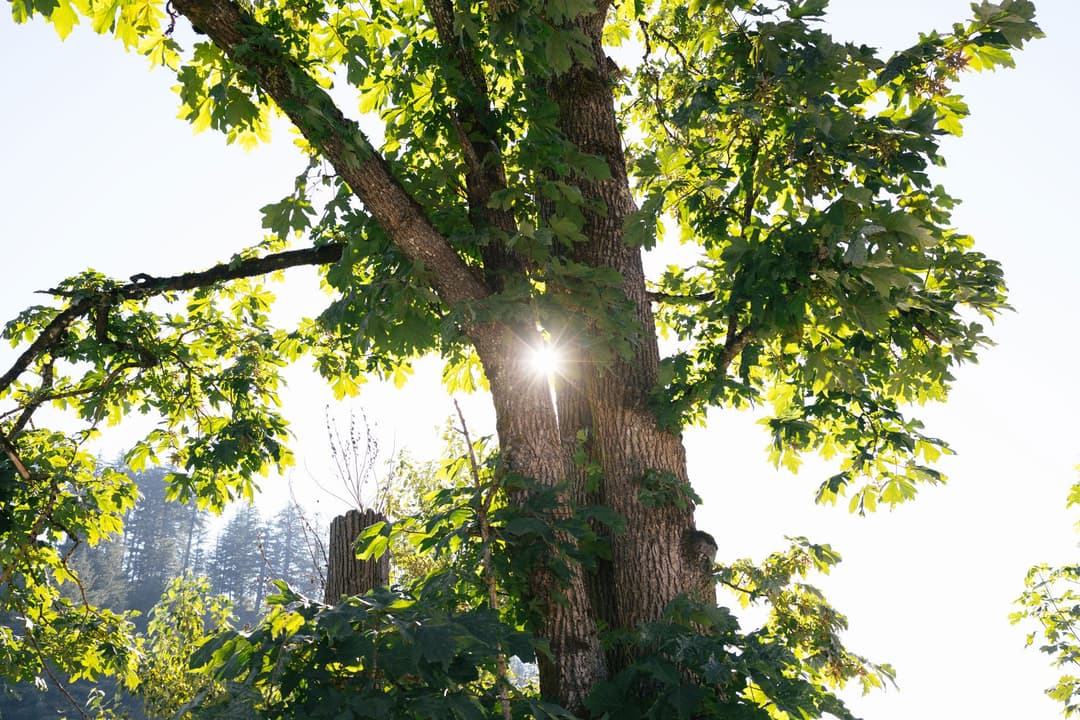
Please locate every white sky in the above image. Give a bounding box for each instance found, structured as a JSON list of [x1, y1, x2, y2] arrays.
[[1, 0, 1078, 717]]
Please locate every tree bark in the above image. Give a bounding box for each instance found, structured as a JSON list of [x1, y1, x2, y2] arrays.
[[475, 327, 607, 711]]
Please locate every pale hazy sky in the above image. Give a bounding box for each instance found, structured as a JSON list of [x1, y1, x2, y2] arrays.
[[2, 1, 1079, 718]]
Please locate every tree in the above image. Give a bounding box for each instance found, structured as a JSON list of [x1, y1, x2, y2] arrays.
[[263, 503, 324, 599], [0, 0, 1041, 716], [1013, 470, 1080, 717], [207, 502, 266, 623], [123, 467, 211, 617]]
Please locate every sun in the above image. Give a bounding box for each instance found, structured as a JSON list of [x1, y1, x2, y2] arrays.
[[527, 343, 563, 377]]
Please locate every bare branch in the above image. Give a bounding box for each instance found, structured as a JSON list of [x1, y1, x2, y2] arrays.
[[25, 630, 91, 720]]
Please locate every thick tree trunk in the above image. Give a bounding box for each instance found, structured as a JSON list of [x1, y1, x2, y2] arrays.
[[324, 508, 390, 603], [475, 327, 607, 711], [544, 4, 715, 670]]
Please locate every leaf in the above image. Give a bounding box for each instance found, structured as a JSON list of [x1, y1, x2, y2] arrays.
[[544, 31, 575, 75], [787, 0, 828, 19], [391, 363, 413, 389], [269, 609, 306, 639], [260, 195, 314, 238], [414, 623, 458, 665], [49, 1, 78, 39], [585, 678, 641, 720], [545, 0, 594, 23], [549, 215, 587, 245], [355, 521, 390, 560]]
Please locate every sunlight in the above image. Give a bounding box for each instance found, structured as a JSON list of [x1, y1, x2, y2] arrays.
[[527, 342, 563, 378]]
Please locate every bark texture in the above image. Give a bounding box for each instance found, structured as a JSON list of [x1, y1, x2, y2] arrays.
[[324, 508, 391, 603], [478, 328, 607, 709]]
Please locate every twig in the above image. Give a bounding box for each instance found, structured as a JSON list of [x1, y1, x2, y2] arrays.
[[25, 625, 91, 720], [453, 399, 511, 720], [288, 482, 328, 593]]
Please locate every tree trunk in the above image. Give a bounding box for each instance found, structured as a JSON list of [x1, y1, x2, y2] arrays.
[[538, 6, 716, 670], [324, 508, 390, 603], [475, 327, 607, 711]]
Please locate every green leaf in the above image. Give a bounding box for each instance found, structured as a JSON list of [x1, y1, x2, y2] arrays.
[[544, 31, 575, 75]]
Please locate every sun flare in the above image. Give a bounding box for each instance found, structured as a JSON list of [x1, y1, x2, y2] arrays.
[[528, 343, 563, 377]]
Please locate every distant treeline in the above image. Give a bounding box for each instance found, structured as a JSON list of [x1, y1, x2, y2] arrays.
[[0, 466, 325, 719]]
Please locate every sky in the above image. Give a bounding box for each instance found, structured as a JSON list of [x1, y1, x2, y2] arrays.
[[1, 1, 1079, 718]]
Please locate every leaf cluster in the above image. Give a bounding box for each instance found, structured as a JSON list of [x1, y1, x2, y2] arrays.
[[183, 445, 888, 720], [0, 435, 140, 692], [1012, 472, 1080, 716], [629, 0, 1039, 509]]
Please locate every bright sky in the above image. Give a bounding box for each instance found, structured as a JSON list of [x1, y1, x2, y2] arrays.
[[2, 1, 1079, 718]]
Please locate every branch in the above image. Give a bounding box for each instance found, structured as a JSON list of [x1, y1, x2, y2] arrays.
[[741, 133, 762, 231], [646, 290, 716, 304], [0, 432, 32, 480], [0, 244, 343, 399], [10, 359, 53, 436], [25, 630, 91, 720], [425, 0, 523, 287], [647, 291, 753, 374], [426, 0, 499, 188], [718, 324, 754, 375], [171, 0, 490, 307]]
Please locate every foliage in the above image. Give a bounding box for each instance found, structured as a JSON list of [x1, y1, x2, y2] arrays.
[[0, 0, 1041, 516], [379, 426, 471, 586], [132, 574, 244, 719], [188, 441, 888, 719], [718, 538, 895, 695], [1013, 471, 1080, 716], [637, 0, 1039, 510], [0, 442, 141, 692], [187, 436, 552, 719], [0, 468, 319, 718]]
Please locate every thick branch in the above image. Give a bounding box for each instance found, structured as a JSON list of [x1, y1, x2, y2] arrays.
[[426, 0, 507, 205], [0, 244, 342, 398], [171, 0, 490, 306], [425, 0, 522, 287]]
